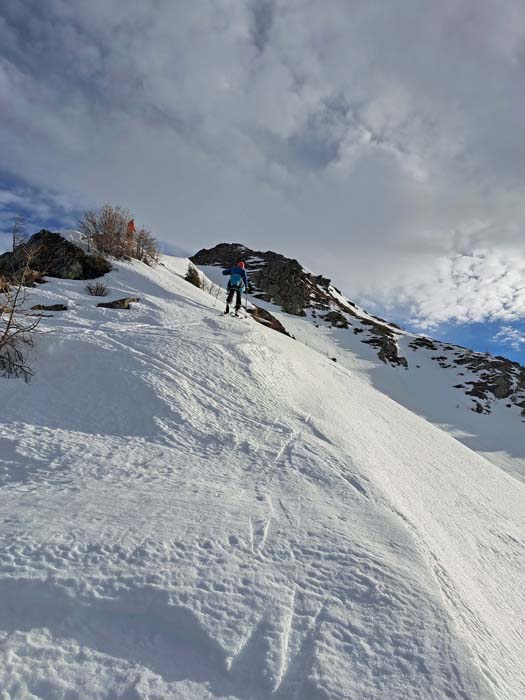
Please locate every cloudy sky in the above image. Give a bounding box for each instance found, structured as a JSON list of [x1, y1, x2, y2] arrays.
[[1, 0, 524, 360]]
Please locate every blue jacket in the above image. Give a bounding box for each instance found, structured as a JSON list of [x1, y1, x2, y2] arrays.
[[223, 266, 248, 290]]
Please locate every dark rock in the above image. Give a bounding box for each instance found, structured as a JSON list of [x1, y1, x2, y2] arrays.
[[408, 337, 438, 351], [247, 306, 291, 336], [492, 374, 513, 400], [31, 304, 68, 311], [324, 311, 349, 329], [466, 383, 488, 400], [252, 258, 309, 315], [359, 317, 409, 367], [97, 297, 140, 310], [364, 332, 409, 368], [0, 230, 111, 282]]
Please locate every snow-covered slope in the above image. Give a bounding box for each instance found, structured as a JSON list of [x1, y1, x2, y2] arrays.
[[0, 254, 523, 700], [193, 247, 525, 483]]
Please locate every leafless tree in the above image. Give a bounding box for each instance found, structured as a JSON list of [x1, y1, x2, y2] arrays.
[[78, 203, 130, 257], [0, 248, 42, 381], [11, 216, 26, 252], [78, 204, 160, 263], [135, 227, 160, 265]]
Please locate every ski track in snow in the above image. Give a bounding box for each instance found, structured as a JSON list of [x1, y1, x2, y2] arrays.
[[0, 255, 523, 700]]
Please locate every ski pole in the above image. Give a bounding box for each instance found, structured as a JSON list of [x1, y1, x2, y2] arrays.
[[213, 280, 224, 308]]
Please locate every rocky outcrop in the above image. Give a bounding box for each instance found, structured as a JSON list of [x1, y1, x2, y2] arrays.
[[362, 320, 408, 368], [192, 244, 313, 315], [0, 230, 111, 282], [455, 352, 524, 409], [251, 259, 310, 315]]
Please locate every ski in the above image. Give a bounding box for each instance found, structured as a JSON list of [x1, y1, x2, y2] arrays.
[[221, 309, 248, 319]]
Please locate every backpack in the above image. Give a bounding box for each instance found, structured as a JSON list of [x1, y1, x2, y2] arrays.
[[229, 273, 244, 289]]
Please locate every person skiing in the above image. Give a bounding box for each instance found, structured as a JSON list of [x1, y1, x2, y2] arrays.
[[223, 261, 248, 316]]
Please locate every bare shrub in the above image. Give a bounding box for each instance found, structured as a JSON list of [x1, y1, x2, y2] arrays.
[[135, 227, 160, 265], [79, 203, 130, 257], [202, 278, 218, 295], [86, 281, 109, 296], [78, 204, 160, 264], [0, 248, 42, 381]]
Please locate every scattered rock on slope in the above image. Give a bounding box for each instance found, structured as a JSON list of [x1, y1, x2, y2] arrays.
[[409, 339, 525, 415], [247, 306, 290, 336], [31, 304, 68, 312], [97, 297, 140, 310], [324, 311, 349, 329]]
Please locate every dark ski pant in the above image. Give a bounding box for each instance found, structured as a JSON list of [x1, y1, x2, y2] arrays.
[[226, 286, 242, 311]]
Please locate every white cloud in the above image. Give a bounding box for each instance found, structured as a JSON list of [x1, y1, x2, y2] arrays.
[[1, 1, 525, 326], [356, 247, 525, 329], [493, 326, 525, 352], [0, 184, 79, 239]]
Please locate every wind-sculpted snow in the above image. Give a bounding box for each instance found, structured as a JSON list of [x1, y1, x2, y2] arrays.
[[0, 255, 523, 699]]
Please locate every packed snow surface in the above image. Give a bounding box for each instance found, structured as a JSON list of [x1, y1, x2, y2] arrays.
[[197, 266, 525, 483], [0, 255, 523, 700]]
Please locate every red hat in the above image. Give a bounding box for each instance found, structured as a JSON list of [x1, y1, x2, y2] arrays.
[[237, 261, 245, 269]]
